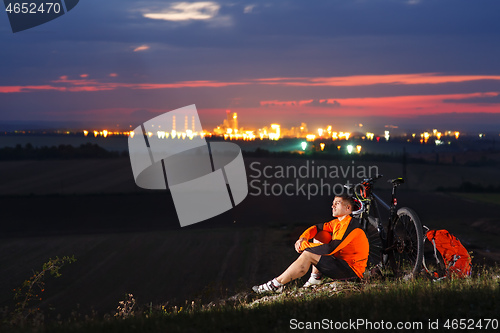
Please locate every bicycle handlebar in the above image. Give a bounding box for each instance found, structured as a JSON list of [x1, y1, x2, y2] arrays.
[[362, 174, 383, 184]]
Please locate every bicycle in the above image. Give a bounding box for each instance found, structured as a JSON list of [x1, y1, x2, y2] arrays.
[[347, 175, 424, 278]]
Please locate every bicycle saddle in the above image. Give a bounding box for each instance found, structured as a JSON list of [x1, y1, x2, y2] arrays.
[[389, 178, 405, 185]]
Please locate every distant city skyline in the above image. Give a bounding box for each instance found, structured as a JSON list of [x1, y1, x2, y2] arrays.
[[1, 1, 500, 133], [2, 111, 498, 139]]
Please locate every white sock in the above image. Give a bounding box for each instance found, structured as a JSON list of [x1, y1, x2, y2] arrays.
[[311, 273, 322, 280], [272, 278, 283, 287]]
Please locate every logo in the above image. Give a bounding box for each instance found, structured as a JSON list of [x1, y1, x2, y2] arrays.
[[128, 105, 248, 227], [3, 0, 79, 33]]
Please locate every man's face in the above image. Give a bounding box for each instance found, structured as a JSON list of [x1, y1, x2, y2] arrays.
[[331, 197, 352, 217]]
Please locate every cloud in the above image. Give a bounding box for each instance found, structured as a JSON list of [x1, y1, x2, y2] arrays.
[[244, 5, 255, 14], [3, 73, 500, 96], [133, 45, 150, 52], [302, 99, 341, 108], [0, 85, 66, 93], [256, 73, 500, 87], [260, 92, 500, 117], [443, 93, 500, 104], [143, 2, 220, 22], [0, 77, 247, 94]]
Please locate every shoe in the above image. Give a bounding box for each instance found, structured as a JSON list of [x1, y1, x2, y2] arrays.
[[302, 276, 323, 288], [252, 279, 283, 294]]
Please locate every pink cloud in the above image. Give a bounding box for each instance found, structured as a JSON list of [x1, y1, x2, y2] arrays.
[[0, 85, 67, 93], [3, 73, 500, 95], [0, 77, 248, 94], [255, 73, 500, 87], [133, 45, 150, 52], [261, 92, 500, 117]]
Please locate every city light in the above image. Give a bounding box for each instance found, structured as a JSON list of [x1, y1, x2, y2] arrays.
[[422, 132, 430, 144], [42, 113, 477, 148], [269, 124, 281, 140], [301, 142, 307, 150], [306, 134, 316, 141], [338, 132, 351, 140]]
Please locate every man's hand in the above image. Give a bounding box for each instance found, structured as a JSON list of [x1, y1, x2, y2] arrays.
[[295, 237, 307, 253]]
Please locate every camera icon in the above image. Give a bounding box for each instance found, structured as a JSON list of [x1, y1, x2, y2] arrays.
[[128, 105, 248, 227]]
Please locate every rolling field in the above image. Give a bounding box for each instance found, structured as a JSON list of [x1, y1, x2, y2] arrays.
[[1, 156, 499, 319]]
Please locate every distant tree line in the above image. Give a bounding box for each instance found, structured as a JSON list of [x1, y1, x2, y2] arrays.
[[242, 147, 427, 164], [0, 143, 128, 160], [437, 181, 500, 193], [243, 147, 498, 166]]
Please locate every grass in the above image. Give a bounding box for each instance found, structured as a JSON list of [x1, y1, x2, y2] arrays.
[[2, 266, 499, 333]]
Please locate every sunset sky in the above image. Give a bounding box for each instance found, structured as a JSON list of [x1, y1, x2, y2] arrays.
[[1, 0, 500, 133]]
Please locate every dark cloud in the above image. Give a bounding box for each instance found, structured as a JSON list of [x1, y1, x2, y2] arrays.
[[444, 94, 500, 104], [303, 100, 341, 108]]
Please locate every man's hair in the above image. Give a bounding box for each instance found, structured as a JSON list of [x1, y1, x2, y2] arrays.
[[336, 193, 356, 211]]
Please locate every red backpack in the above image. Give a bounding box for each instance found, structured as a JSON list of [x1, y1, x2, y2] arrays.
[[423, 229, 472, 278]]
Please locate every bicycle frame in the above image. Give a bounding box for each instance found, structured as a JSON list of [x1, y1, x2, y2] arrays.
[[359, 177, 407, 261]]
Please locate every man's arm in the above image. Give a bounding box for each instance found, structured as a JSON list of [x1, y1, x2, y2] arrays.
[[295, 222, 326, 253], [302, 228, 365, 255], [294, 237, 305, 252]]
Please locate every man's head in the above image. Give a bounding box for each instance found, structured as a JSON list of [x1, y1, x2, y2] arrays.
[[331, 194, 356, 218]]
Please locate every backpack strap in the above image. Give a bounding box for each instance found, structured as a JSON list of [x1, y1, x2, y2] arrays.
[[432, 238, 441, 265], [422, 230, 437, 276], [448, 254, 460, 269], [423, 230, 443, 279]]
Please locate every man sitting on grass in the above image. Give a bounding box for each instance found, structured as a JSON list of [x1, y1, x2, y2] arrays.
[[252, 193, 369, 293]]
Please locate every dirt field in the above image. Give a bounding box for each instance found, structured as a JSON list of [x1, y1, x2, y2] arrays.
[[1, 156, 500, 196], [1, 157, 499, 316]]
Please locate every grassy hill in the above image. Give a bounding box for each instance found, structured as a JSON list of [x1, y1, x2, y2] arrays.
[[2, 156, 500, 332], [2, 266, 499, 332]]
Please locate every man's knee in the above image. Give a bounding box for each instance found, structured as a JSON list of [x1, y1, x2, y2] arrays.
[[300, 250, 321, 265]]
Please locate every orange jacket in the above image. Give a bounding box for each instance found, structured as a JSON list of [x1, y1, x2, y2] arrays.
[[299, 215, 369, 278]]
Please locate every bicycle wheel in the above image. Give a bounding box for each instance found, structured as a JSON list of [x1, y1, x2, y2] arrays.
[[388, 207, 424, 278], [364, 216, 383, 267]]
